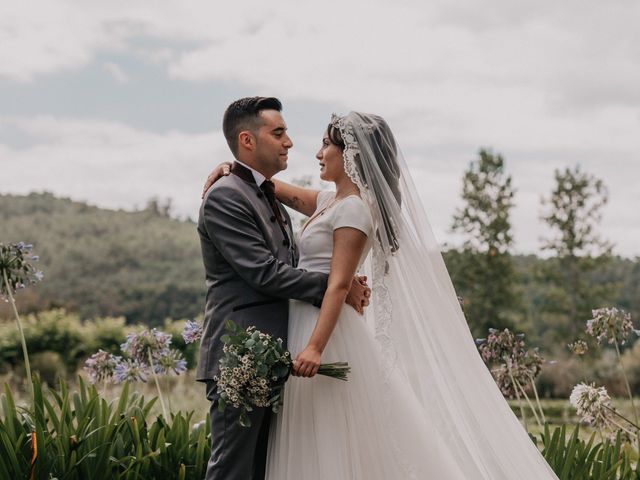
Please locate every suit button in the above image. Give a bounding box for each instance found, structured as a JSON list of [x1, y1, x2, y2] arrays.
[[270, 215, 276, 222], [256, 192, 263, 199]]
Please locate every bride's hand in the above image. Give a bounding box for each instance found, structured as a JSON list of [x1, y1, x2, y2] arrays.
[[345, 275, 371, 315], [292, 345, 322, 378], [201, 161, 233, 198]]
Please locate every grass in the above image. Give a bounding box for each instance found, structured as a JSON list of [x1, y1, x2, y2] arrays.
[[0, 370, 211, 424], [3, 369, 640, 444]]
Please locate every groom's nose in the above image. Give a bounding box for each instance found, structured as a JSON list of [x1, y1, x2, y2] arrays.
[[283, 134, 293, 149]]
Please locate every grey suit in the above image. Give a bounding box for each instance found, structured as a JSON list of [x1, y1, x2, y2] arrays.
[[197, 163, 328, 479]]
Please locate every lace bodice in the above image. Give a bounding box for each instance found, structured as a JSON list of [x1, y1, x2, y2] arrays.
[[297, 190, 373, 274]]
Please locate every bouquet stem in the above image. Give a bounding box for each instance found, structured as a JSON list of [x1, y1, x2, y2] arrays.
[[316, 362, 351, 381]]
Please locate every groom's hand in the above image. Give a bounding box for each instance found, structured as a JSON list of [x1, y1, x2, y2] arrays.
[[345, 275, 371, 315], [201, 161, 232, 198]]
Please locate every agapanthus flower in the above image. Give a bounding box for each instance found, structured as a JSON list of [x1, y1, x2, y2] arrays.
[[570, 382, 614, 428], [477, 328, 526, 364], [84, 349, 120, 384], [477, 328, 545, 398], [121, 327, 172, 363], [153, 348, 188, 375], [182, 320, 203, 344], [0, 242, 43, 300], [114, 359, 149, 383], [568, 340, 589, 356], [586, 307, 639, 345]]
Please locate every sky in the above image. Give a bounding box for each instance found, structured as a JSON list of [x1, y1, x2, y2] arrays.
[[1, 0, 638, 257]]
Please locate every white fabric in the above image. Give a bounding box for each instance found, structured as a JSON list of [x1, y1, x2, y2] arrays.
[[297, 192, 372, 275], [266, 195, 466, 479], [335, 112, 559, 478], [234, 159, 267, 186], [268, 111, 558, 479]]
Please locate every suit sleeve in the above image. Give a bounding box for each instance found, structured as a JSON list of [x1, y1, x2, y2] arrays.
[[202, 185, 327, 307]]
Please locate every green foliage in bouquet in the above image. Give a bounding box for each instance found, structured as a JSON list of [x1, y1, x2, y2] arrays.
[[215, 320, 350, 428], [0, 376, 210, 480]]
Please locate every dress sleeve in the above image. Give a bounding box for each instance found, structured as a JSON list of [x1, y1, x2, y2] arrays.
[[316, 190, 335, 210], [332, 196, 373, 236]]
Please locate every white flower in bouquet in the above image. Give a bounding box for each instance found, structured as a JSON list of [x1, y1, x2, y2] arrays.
[[215, 320, 350, 427]]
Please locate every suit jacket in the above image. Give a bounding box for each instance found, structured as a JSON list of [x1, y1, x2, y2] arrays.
[[196, 164, 328, 381]]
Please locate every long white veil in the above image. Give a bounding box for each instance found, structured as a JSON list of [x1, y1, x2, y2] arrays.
[[331, 112, 558, 479]]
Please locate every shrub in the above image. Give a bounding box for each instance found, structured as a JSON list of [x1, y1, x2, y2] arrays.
[[30, 351, 66, 386]]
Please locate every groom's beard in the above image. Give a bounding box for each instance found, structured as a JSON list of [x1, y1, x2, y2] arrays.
[[275, 153, 289, 174]]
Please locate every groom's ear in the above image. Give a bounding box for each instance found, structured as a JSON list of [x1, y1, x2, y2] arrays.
[[238, 130, 256, 152]]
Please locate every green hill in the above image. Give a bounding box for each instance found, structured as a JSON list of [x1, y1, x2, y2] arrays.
[[1, 192, 638, 341], [1, 192, 204, 324]]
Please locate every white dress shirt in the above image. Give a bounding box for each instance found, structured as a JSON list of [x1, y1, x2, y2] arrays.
[[235, 160, 267, 187]]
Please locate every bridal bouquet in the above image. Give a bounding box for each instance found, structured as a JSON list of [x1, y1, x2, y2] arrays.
[[212, 320, 350, 427]]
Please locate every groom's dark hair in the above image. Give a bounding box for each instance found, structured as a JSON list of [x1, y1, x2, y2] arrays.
[[223, 96, 282, 156]]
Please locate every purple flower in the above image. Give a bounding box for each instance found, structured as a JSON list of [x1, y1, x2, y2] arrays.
[[121, 327, 172, 363], [84, 349, 120, 384], [477, 327, 544, 399], [0, 242, 44, 300], [114, 359, 149, 383], [182, 320, 203, 344], [153, 348, 188, 375], [586, 307, 639, 345]]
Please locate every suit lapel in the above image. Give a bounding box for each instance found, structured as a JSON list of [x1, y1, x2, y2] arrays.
[[231, 163, 296, 263]]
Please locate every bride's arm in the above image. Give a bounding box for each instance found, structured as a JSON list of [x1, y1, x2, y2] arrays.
[[293, 227, 368, 378], [201, 162, 320, 216], [272, 179, 319, 217]]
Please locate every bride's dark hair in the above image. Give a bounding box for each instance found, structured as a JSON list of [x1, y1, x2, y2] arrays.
[[327, 115, 401, 252]]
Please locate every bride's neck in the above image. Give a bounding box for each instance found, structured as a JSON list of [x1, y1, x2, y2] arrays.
[[334, 176, 359, 199]]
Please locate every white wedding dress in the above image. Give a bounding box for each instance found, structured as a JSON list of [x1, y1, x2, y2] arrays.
[[266, 191, 467, 479], [267, 112, 558, 479]]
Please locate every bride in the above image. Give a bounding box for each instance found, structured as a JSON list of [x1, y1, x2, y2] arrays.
[[206, 112, 558, 479]]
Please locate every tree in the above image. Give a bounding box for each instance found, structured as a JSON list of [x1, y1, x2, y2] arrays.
[[144, 197, 173, 218], [450, 149, 519, 337], [539, 165, 615, 339]]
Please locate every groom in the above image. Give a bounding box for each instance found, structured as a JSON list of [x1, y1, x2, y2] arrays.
[[197, 96, 370, 480]]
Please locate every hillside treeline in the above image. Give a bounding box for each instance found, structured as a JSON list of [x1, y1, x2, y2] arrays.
[[1, 153, 638, 356], [1, 192, 204, 324]]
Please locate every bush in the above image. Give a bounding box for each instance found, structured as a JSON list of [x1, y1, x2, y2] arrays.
[[0, 310, 200, 372], [536, 357, 584, 398], [30, 351, 66, 386], [0, 309, 83, 368], [83, 315, 129, 356]]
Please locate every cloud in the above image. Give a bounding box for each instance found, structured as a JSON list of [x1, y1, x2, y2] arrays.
[[103, 62, 129, 83], [1, 115, 638, 257], [0, 2, 638, 256], [0, 115, 227, 217]]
